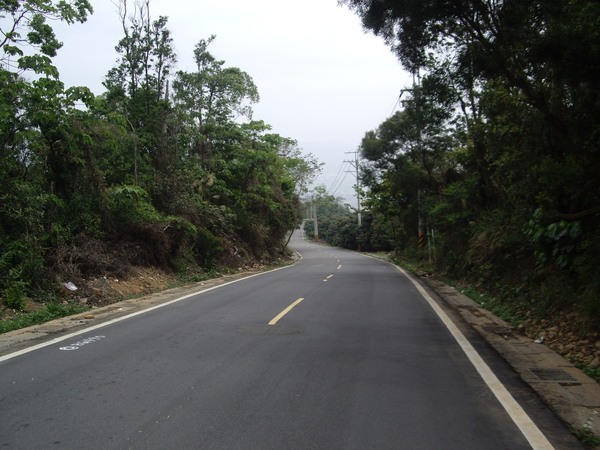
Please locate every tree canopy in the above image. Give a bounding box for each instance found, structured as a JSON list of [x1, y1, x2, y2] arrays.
[[0, 0, 321, 311], [337, 0, 600, 330]]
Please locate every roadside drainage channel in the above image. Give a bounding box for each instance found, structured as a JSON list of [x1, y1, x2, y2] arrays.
[[421, 276, 600, 439]]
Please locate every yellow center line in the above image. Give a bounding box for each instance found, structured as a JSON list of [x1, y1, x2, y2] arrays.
[[268, 298, 305, 325], [323, 274, 334, 282], [337, 265, 342, 270]]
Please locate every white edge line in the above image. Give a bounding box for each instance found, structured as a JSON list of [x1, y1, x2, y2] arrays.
[[354, 251, 554, 449], [6, 242, 552, 448], [292, 246, 546, 448], [0, 264, 295, 364], [391, 263, 555, 450]]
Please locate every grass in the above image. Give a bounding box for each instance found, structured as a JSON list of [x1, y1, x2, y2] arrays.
[[571, 423, 600, 448], [1, 256, 297, 336], [0, 302, 89, 334], [0, 259, 290, 336], [363, 251, 392, 258], [394, 255, 526, 327], [394, 256, 436, 275], [575, 363, 600, 383], [456, 285, 525, 327]]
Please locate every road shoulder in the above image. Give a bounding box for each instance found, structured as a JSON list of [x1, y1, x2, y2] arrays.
[[0, 268, 274, 358], [420, 275, 600, 440]]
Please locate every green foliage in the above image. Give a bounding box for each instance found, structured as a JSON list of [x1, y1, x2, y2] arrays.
[[3, 284, 27, 311], [571, 425, 600, 448], [524, 209, 582, 269], [0, 303, 89, 334], [458, 285, 525, 327], [107, 185, 162, 227], [337, 0, 600, 330], [302, 186, 394, 252], [575, 363, 600, 384], [0, 0, 318, 313], [173, 36, 259, 129], [1, 0, 93, 76], [193, 228, 223, 269], [0, 239, 46, 304]]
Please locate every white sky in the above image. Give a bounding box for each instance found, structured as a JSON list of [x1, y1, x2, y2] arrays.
[[50, 0, 411, 203]]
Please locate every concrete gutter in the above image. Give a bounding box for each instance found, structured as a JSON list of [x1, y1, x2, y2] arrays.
[[422, 276, 600, 438]]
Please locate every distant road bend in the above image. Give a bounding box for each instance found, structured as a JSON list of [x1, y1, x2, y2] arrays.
[[0, 231, 579, 449]]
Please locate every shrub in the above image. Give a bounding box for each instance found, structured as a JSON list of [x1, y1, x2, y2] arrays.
[[3, 283, 27, 311], [107, 185, 161, 229]]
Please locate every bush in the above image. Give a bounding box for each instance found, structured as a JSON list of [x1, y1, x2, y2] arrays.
[[107, 185, 161, 229], [0, 240, 46, 305], [194, 228, 223, 269], [3, 283, 27, 311]]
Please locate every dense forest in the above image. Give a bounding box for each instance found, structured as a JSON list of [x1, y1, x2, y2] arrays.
[[0, 0, 321, 312], [3, 0, 600, 339], [315, 0, 600, 332]]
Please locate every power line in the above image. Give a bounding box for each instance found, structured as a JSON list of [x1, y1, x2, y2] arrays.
[[380, 89, 404, 122], [330, 170, 349, 196], [328, 160, 350, 195], [327, 160, 346, 192]]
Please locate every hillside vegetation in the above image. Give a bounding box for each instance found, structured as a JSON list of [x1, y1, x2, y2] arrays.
[[325, 0, 600, 333], [4, 0, 600, 351], [0, 1, 320, 313]]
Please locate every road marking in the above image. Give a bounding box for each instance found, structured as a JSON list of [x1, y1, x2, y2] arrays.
[[323, 274, 334, 282], [268, 298, 305, 325], [337, 265, 342, 270], [394, 264, 555, 450], [0, 264, 296, 363], [60, 335, 105, 351]]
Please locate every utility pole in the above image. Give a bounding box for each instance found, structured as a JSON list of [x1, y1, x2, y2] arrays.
[[414, 71, 426, 250], [345, 151, 362, 226], [401, 73, 426, 249], [312, 203, 319, 242]]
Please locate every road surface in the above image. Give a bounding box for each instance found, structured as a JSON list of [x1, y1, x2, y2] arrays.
[[0, 231, 578, 449]]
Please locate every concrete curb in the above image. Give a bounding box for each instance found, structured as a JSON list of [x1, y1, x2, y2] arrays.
[[421, 276, 600, 438]]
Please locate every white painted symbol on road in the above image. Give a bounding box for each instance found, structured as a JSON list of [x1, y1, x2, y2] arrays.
[[60, 335, 105, 351]]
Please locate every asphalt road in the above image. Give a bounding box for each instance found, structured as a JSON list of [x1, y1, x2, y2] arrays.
[[0, 232, 577, 449]]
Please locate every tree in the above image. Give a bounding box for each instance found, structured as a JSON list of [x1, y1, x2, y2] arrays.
[[103, 0, 176, 188], [342, 0, 600, 328], [0, 0, 322, 314], [105, 0, 175, 103], [173, 36, 259, 162], [341, 0, 600, 218], [1, 0, 93, 77], [0, 0, 95, 306]]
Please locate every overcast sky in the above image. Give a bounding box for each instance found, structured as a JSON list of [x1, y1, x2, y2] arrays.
[[51, 0, 411, 203]]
